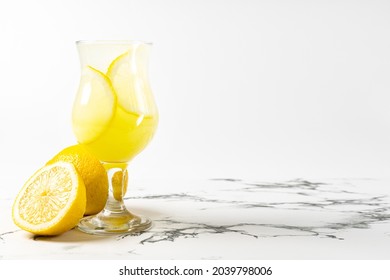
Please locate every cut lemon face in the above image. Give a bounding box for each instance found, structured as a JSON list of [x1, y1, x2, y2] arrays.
[[12, 162, 86, 236], [107, 45, 154, 115], [72, 66, 117, 144]]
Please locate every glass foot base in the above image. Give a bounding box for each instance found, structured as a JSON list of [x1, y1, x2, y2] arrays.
[[77, 214, 152, 236]]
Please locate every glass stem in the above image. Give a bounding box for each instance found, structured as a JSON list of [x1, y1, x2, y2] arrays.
[[97, 163, 134, 224]]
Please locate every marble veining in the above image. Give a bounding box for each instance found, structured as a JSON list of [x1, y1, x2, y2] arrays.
[[0, 230, 19, 242], [119, 178, 390, 248], [1, 177, 389, 259]]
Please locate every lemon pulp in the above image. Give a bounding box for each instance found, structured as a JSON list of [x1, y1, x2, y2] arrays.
[[12, 162, 86, 236]]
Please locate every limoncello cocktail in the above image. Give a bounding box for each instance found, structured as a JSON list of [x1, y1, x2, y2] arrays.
[[72, 41, 158, 235], [72, 44, 158, 162]]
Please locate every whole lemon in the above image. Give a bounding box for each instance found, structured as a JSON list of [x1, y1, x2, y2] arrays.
[[47, 144, 108, 215]]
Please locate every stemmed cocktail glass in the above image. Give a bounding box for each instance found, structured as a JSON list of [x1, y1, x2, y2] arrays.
[[72, 41, 158, 235]]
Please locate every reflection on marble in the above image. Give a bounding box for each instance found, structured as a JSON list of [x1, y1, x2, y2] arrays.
[[0, 178, 389, 259]]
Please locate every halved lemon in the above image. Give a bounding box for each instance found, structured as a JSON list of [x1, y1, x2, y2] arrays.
[[12, 162, 86, 236], [72, 66, 117, 144]]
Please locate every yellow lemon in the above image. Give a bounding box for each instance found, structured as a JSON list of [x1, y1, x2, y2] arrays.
[[47, 144, 108, 215], [12, 162, 86, 236]]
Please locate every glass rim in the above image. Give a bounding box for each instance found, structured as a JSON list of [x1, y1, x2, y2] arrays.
[[76, 40, 153, 46]]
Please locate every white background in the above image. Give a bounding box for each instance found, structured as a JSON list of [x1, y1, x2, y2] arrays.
[[1, 0, 390, 196]]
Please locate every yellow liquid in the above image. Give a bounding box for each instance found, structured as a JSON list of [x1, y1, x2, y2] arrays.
[[72, 46, 158, 163], [74, 106, 158, 163]]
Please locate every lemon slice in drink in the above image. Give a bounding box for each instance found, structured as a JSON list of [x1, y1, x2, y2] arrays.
[[72, 66, 117, 144], [107, 45, 152, 114], [12, 162, 86, 236], [107, 51, 135, 112]]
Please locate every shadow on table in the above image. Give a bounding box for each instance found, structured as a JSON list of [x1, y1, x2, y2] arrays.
[[32, 205, 163, 243]]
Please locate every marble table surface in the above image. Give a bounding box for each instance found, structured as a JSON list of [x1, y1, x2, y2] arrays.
[[1, 177, 389, 260]]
